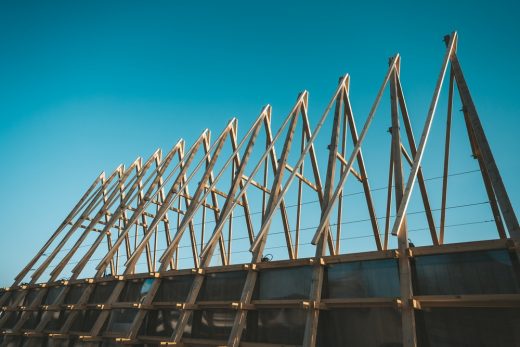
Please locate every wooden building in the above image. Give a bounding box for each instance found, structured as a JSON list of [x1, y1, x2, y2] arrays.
[[1, 32, 519, 347]]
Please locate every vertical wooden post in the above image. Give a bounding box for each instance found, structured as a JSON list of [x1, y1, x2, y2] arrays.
[[391, 65, 417, 347], [302, 80, 345, 347]]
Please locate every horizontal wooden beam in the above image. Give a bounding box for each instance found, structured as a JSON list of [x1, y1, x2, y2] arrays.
[[409, 238, 513, 257], [412, 294, 520, 309]]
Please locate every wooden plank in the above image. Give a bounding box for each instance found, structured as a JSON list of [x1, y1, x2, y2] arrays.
[[395, 75, 439, 245], [439, 68, 454, 244], [390, 32, 458, 237], [343, 86, 383, 251], [409, 238, 511, 256], [390, 65, 417, 347], [320, 297, 400, 309], [413, 294, 520, 308], [303, 78, 345, 347]]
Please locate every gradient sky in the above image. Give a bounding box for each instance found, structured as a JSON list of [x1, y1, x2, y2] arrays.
[[1, 0, 519, 286]]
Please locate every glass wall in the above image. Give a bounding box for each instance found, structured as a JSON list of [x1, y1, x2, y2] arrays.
[[413, 250, 520, 295], [416, 308, 520, 346], [257, 266, 312, 300], [323, 258, 400, 298]]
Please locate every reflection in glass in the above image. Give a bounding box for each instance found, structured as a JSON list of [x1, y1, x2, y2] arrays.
[[323, 259, 400, 298], [413, 250, 520, 295]]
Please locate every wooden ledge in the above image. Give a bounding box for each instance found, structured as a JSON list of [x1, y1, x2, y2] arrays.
[[320, 297, 401, 309], [412, 294, 520, 309], [410, 239, 511, 257]]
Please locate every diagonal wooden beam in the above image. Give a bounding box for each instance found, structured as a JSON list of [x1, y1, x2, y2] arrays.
[[439, 67, 455, 244], [395, 73, 439, 245], [343, 85, 383, 250], [390, 32, 457, 237], [451, 54, 514, 241]]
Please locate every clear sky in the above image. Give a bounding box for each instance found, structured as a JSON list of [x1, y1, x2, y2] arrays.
[[1, 0, 519, 286]]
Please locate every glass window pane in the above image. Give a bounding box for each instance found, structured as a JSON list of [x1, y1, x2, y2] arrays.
[[413, 250, 520, 295], [257, 266, 312, 300], [69, 340, 101, 347], [416, 308, 520, 346], [244, 309, 306, 345], [64, 285, 85, 304], [47, 337, 69, 347], [23, 289, 42, 306], [153, 276, 194, 303], [21, 337, 45, 347], [1, 311, 21, 329], [317, 308, 402, 346], [139, 309, 181, 337], [106, 309, 138, 334], [21, 311, 41, 330], [323, 259, 400, 298], [5, 290, 23, 306], [44, 286, 64, 305], [190, 309, 235, 340], [70, 310, 101, 332], [198, 271, 247, 301], [44, 310, 70, 332], [88, 282, 116, 304], [1, 336, 21, 346], [118, 280, 150, 302]]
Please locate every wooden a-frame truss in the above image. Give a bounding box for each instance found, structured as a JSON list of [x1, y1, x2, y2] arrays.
[[1, 32, 519, 347]]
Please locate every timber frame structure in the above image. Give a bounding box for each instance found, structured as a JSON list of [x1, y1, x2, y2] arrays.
[[1, 32, 520, 346]]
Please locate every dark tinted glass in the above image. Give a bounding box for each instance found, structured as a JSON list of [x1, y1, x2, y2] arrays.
[[46, 337, 70, 347], [44, 310, 70, 331], [153, 276, 194, 302], [44, 286, 64, 305], [198, 271, 247, 301], [70, 310, 101, 332], [64, 285, 85, 304], [317, 308, 402, 346], [244, 309, 306, 345], [413, 250, 520, 295], [21, 311, 41, 329], [21, 337, 44, 347], [257, 266, 312, 299], [139, 309, 181, 337], [1, 311, 21, 329], [190, 310, 235, 340], [106, 309, 138, 334], [23, 289, 42, 306], [416, 308, 520, 346], [118, 280, 144, 302], [88, 282, 117, 304], [323, 259, 400, 298]]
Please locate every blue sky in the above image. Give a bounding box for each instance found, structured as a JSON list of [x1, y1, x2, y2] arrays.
[[0, 0, 519, 286]]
